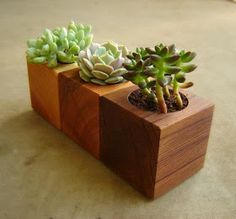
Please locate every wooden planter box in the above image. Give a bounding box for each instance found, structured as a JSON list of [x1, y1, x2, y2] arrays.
[[59, 73, 132, 159], [27, 62, 78, 129], [100, 86, 214, 198], [27, 63, 214, 199]]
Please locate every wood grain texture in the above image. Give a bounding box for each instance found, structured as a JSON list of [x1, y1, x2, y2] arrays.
[[100, 86, 214, 198], [59, 73, 132, 159], [154, 155, 205, 198], [27, 62, 78, 129]]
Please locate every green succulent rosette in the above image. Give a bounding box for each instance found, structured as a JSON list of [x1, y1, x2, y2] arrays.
[[123, 43, 197, 113], [78, 41, 129, 85], [26, 21, 93, 67]]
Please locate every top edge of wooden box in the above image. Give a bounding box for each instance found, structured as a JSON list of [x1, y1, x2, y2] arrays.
[[27, 62, 79, 74], [103, 86, 215, 130], [61, 72, 133, 96]]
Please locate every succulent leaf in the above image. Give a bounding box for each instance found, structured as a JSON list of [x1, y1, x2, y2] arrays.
[[92, 70, 109, 80], [110, 68, 127, 77], [91, 78, 107, 85], [105, 76, 124, 84], [181, 64, 197, 73], [181, 51, 196, 63]]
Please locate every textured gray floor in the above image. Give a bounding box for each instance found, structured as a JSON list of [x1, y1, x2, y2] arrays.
[[0, 0, 236, 218]]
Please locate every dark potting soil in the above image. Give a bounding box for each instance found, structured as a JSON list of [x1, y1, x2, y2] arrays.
[[128, 89, 188, 113]]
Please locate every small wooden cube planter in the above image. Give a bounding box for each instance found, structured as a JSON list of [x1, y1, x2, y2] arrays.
[[59, 73, 132, 159], [27, 62, 79, 129], [100, 86, 214, 198]]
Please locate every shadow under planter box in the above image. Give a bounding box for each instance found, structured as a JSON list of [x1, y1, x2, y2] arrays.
[[59, 73, 132, 159], [27, 62, 78, 129], [100, 85, 214, 199]]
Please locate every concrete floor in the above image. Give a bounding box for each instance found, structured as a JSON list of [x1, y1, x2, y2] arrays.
[[0, 0, 236, 218]]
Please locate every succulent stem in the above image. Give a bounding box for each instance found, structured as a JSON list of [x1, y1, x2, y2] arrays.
[[156, 82, 167, 113], [173, 78, 183, 109], [163, 85, 170, 99], [142, 88, 157, 103]]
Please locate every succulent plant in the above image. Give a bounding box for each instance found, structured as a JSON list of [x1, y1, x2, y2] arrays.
[[26, 21, 93, 67], [78, 41, 129, 85], [123, 43, 197, 113]]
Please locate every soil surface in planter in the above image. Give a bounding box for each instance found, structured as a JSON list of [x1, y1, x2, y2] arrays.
[[128, 89, 188, 113]]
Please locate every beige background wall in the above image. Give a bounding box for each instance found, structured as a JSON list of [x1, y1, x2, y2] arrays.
[[0, 0, 236, 218]]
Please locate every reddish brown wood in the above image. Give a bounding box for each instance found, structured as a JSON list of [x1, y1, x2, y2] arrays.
[[100, 86, 214, 198], [59, 73, 132, 159], [154, 155, 205, 198], [27, 62, 78, 129]]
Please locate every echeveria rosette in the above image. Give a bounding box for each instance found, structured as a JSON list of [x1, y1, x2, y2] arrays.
[[123, 43, 197, 113], [78, 41, 129, 85], [26, 21, 93, 67]]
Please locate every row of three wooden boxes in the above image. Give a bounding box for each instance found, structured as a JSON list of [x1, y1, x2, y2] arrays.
[[27, 62, 214, 199]]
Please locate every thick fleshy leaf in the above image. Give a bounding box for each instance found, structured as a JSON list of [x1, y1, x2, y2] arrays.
[[79, 40, 85, 49], [91, 55, 105, 65], [143, 58, 152, 66], [79, 62, 93, 78], [123, 63, 135, 71], [92, 70, 109, 80], [181, 64, 197, 73], [27, 48, 37, 57], [175, 72, 186, 83], [69, 45, 80, 54], [48, 55, 57, 67], [32, 56, 47, 64], [143, 68, 156, 77], [147, 80, 156, 88], [83, 58, 94, 71], [110, 57, 123, 69], [59, 27, 67, 40], [44, 29, 54, 45], [84, 25, 92, 35], [89, 43, 100, 54], [168, 44, 176, 54], [94, 46, 106, 56], [94, 63, 113, 74], [110, 68, 127, 77], [68, 21, 77, 32], [105, 76, 123, 84], [160, 46, 168, 56], [165, 66, 181, 74], [138, 81, 147, 89], [78, 50, 87, 60], [119, 45, 129, 57], [157, 76, 169, 87], [150, 54, 161, 62], [41, 44, 50, 55], [76, 29, 84, 41], [79, 71, 91, 82], [91, 78, 106, 85], [165, 55, 180, 64], [123, 71, 138, 80], [180, 82, 194, 88], [84, 35, 93, 48], [100, 53, 114, 64], [145, 47, 156, 54], [102, 41, 118, 55], [27, 39, 37, 47], [181, 52, 196, 63], [62, 38, 69, 50], [50, 42, 57, 53]]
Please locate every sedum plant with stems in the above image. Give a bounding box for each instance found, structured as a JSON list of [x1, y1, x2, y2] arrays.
[[78, 41, 129, 85], [123, 43, 197, 113], [26, 21, 93, 67]]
